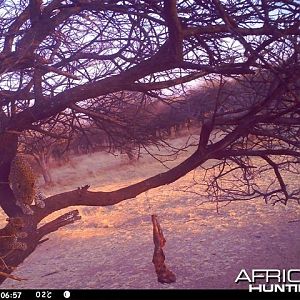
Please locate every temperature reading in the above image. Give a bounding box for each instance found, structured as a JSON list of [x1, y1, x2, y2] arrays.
[[35, 291, 52, 299]]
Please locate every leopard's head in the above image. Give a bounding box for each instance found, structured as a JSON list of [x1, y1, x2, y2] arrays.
[[6, 217, 26, 230], [11, 179, 36, 205]]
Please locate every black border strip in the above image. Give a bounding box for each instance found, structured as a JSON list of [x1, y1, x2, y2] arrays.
[[0, 289, 299, 300]]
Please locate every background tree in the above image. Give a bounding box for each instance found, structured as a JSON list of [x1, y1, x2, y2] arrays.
[[19, 128, 69, 184], [0, 0, 299, 283]]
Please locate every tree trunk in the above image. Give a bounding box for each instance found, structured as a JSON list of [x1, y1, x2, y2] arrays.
[[40, 160, 53, 185], [36, 153, 53, 185], [0, 132, 23, 217], [0, 210, 80, 285]]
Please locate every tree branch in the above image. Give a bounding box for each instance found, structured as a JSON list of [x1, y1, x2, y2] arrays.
[[34, 148, 211, 222], [260, 155, 289, 203], [218, 149, 300, 158], [37, 210, 81, 239]]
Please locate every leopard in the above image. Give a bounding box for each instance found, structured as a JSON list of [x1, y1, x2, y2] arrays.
[[0, 217, 28, 255], [9, 155, 46, 215], [0, 217, 28, 272]]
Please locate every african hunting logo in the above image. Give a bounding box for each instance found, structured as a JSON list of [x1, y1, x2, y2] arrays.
[[235, 269, 300, 292]]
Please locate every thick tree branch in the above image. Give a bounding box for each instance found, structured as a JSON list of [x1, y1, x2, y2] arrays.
[[34, 109, 290, 222], [218, 149, 300, 158], [33, 148, 211, 222], [129, 72, 207, 92], [163, 0, 183, 60]]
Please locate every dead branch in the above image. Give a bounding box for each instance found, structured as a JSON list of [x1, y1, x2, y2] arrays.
[[0, 271, 27, 281], [37, 210, 81, 239]]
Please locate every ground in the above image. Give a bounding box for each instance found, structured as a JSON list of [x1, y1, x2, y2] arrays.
[[1, 136, 300, 289]]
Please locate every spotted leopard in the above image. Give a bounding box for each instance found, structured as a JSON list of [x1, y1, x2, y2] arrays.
[[0, 217, 28, 257], [9, 155, 46, 215]]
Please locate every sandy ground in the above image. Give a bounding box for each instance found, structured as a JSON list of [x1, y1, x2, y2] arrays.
[[1, 136, 300, 289]]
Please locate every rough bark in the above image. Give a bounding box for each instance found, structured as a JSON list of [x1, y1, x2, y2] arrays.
[[0, 133, 23, 217]]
